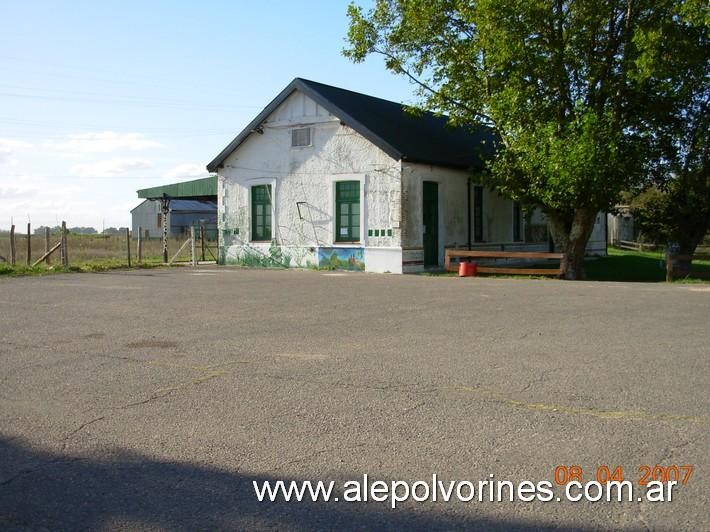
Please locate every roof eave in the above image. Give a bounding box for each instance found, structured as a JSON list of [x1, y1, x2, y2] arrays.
[[401, 155, 482, 171], [206, 79, 304, 172], [206, 78, 406, 172], [294, 80, 403, 161], [129, 199, 150, 213]]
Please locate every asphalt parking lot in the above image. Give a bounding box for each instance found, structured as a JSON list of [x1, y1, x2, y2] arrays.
[[1, 267, 708, 530]]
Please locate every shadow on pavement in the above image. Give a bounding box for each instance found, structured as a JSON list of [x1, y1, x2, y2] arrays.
[[0, 437, 582, 531]]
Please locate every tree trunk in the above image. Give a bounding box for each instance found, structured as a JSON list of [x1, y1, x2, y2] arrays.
[[666, 172, 710, 280], [547, 207, 598, 280], [668, 223, 708, 281]]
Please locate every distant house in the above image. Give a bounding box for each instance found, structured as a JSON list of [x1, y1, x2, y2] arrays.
[[207, 78, 605, 273], [133, 176, 218, 239], [607, 205, 637, 245], [130, 198, 217, 239]]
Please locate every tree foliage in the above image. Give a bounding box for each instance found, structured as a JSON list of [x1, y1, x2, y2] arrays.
[[344, 0, 707, 278], [629, 0, 709, 254]]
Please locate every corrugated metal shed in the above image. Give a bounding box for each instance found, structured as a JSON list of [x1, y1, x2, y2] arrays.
[[169, 199, 217, 212], [137, 176, 217, 199], [131, 198, 217, 239]]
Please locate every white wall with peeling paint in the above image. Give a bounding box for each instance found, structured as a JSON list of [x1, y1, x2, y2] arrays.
[[216, 89, 606, 274], [400, 162, 606, 271], [217, 90, 404, 273], [401, 163, 469, 266]]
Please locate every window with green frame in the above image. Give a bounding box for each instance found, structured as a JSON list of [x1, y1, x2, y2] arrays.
[[335, 181, 360, 242], [251, 184, 272, 241]]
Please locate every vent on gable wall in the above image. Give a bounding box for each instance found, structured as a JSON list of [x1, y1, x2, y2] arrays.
[[291, 127, 312, 147]]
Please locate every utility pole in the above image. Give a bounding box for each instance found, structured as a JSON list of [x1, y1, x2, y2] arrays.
[[160, 195, 170, 263]]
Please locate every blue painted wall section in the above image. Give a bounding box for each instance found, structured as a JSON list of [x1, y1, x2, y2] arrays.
[[317, 247, 365, 271]]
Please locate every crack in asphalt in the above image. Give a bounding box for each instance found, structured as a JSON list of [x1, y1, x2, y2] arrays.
[[246, 373, 708, 426], [518, 369, 554, 394], [0, 457, 84, 488], [271, 443, 368, 472], [64, 416, 105, 439]]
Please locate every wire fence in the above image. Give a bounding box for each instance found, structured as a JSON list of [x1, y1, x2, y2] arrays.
[[0, 222, 217, 270]]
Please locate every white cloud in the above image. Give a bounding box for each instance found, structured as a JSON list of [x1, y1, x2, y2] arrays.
[[71, 159, 153, 177], [46, 131, 162, 155], [0, 183, 39, 199], [0, 138, 33, 164], [162, 162, 208, 181]]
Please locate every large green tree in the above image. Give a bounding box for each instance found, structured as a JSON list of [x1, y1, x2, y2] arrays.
[[344, 0, 700, 279], [630, 0, 708, 266]]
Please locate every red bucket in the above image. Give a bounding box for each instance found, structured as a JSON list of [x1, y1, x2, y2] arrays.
[[458, 261, 478, 277]]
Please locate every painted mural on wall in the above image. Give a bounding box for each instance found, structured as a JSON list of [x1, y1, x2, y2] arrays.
[[224, 242, 293, 268], [317, 247, 365, 271], [221, 238, 318, 269]]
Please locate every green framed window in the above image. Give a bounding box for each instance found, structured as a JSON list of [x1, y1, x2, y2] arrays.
[[251, 184, 272, 241], [335, 181, 360, 242]]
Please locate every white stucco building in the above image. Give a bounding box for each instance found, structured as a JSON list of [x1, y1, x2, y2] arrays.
[[207, 78, 605, 273]]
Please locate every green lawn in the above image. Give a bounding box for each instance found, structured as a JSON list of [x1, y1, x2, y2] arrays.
[[4, 243, 710, 283], [434, 247, 710, 283], [585, 248, 710, 283]]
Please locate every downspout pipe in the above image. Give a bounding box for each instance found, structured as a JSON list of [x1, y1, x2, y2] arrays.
[[467, 178, 472, 250]]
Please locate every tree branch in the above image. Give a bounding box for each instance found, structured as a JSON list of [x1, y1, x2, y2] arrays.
[[371, 46, 506, 147]]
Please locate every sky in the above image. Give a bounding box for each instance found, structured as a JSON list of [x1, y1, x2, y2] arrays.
[[0, 0, 415, 230]]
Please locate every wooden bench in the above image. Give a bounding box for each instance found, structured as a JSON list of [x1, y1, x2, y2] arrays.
[[444, 249, 565, 276], [666, 253, 710, 281]]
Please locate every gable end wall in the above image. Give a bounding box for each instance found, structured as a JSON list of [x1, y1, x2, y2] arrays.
[[217, 90, 403, 273]]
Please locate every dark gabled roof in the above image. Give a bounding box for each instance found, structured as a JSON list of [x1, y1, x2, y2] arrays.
[[206, 78, 496, 172]]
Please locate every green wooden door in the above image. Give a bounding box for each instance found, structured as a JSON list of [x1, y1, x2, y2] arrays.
[[423, 181, 439, 267]]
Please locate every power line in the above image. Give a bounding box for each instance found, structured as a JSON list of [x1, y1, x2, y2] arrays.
[[0, 83, 263, 109], [0, 116, 236, 132], [0, 130, 235, 140], [0, 173, 212, 180], [0, 55, 261, 98], [0, 91, 256, 111]]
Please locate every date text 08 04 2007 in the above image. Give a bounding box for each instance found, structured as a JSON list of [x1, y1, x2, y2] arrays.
[[554, 465, 694, 486]]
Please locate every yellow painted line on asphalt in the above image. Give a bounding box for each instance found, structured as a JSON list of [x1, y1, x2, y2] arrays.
[[152, 370, 229, 397], [449, 385, 709, 425], [146, 358, 250, 372], [130, 359, 253, 401], [147, 359, 214, 372], [132, 357, 709, 425]]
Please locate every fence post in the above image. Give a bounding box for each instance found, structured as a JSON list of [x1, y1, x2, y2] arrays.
[[61, 221, 68, 267], [200, 223, 206, 262], [126, 228, 131, 268], [10, 224, 16, 266], [137, 226, 143, 263], [26, 222, 31, 266], [44, 226, 50, 265], [190, 226, 196, 266]]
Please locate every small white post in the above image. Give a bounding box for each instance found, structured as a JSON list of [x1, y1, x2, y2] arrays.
[[190, 226, 196, 267]]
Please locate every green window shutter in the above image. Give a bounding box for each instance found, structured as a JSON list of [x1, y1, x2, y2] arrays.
[[251, 184, 272, 241], [335, 181, 360, 242]]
